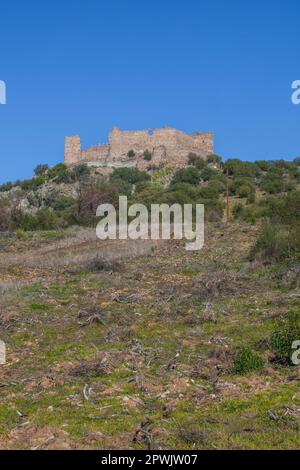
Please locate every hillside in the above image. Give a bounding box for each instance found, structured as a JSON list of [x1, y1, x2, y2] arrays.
[[0, 156, 300, 449]]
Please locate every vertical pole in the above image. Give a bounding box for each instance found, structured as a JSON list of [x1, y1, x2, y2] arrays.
[[226, 168, 230, 223]]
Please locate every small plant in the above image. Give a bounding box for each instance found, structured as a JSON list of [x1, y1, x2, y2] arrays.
[[127, 150, 136, 159], [143, 150, 152, 161], [177, 425, 206, 446], [270, 311, 300, 365], [86, 256, 122, 272], [16, 228, 25, 240], [233, 347, 264, 375]]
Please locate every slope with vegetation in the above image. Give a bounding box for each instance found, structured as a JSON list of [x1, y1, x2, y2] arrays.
[[0, 154, 299, 449]]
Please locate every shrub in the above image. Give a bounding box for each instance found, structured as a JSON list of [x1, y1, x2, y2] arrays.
[[232, 177, 255, 199], [204, 199, 224, 221], [0, 197, 13, 231], [207, 153, 222, 165], [47, 163, 68, 180], [75, 181, 119, 225], [54, 168, 73, 184], [233, 204, 259, 224], [249, 223, 300, 263], [13, 208, 59, 231], [86, 256, 123, 272], [0, 181, 13, 192], [200, 167, 218, 182], [224, 159, 260, 178], [208, 179, 226, 194], [275, 191, 300, 225], [236, 184, 254, 199], [127, 150, 136, 159], [71, 163, 90, 181], [20, 175, 47, 191], [110, 167, 150, 185], [197, 185, 219, 199], [34, 164, 49, 176], [270, 311, 300, 365], [255, 160, 272, 172], [261, 177, 284, 194], [51, 196, 74, 211], [171, 167, 201, 186], [233, 347, 264, 375], [249, 224, 285, 262], [143, 150, 152, 161], [188, 153, 207, 170]]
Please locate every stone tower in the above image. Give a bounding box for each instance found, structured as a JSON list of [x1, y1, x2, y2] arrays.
[[64, 136, 81, 166]]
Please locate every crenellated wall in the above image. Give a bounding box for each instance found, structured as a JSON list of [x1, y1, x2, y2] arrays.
[[64, 127, 214, 169]]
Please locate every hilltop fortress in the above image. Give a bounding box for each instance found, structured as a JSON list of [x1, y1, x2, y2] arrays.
[[64, 127, 214, 171]]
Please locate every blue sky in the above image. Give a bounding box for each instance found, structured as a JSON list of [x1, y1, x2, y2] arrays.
[[0, 0, 300, 183]]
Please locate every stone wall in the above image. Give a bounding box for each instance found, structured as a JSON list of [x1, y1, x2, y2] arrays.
[[81, 144, 109, 162], [64, 127, 214, 169], [64, 136, 81, 166]]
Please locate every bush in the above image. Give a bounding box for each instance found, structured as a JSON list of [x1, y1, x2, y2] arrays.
[[224, 159, 260, 178], [0, 181, 13, 192], [197, 185, 219, 199], [34, 164, 49, 176], [75, 181, 119, 225], [171, 167, 201, 186], [270, 311, 300, 365], [110, 167, 150, 185], [13, 208, 59, 231], [200, 167, 218, 182], [127, 150, 135, 159], [20, 175, 47, 191], [273, 191, 300, 225], [87, 256, 123, 272], [188, 153, 207, 170], [208, 179, 226, 194], [233, 347, 264, 375], [255, 160, 272, 172], [232, 177, 255, 199], [232, 204, 259, 224], [51, 196, 74, 211], [249, 223, 300, 263], [249, 224, 285, 262], [236, 184, 254, 199], [47, 163, 68, 180], [71, 163, 90, 181], [0, 197, 13, 231], [260, 176, 285, 194], [143, 150, 152, 161], [207, 154, 222, 165]]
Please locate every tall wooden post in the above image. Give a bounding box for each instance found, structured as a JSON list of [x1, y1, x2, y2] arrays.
[[226, 168, 231, 223]]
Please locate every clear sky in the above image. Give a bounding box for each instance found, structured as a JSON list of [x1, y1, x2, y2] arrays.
[[1, 0, 300, 183]]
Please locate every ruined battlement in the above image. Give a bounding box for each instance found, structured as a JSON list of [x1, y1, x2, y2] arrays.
[[64, 127, 214, 170]]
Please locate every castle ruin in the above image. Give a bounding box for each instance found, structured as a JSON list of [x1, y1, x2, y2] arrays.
[[64, 126, 214, 171]]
